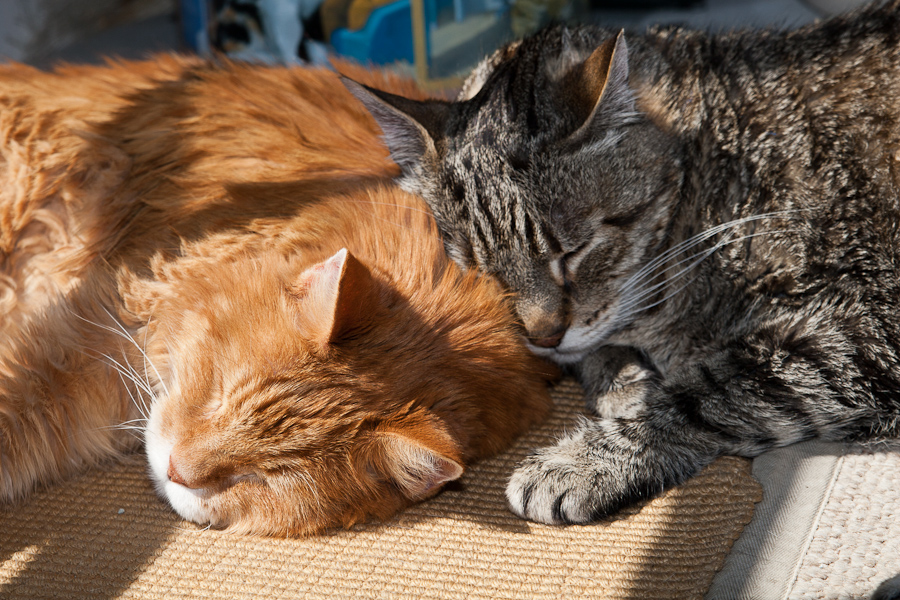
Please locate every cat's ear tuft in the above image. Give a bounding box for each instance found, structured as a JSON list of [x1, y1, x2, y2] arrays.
[[368, 427, 464, 500], [342, 76, 449, 172], [564, 30, 635, 147], [291, 247, 380, 346]]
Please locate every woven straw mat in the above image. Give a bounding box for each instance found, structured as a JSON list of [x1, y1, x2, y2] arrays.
[[0, 378, 761, 600]]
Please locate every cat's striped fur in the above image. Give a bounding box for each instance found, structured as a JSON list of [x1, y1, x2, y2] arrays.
[[347, 0, 900, 526]]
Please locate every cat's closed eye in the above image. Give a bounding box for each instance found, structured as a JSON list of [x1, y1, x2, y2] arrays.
[[0, 61, 554, 537], [550, 243, 588, 287]]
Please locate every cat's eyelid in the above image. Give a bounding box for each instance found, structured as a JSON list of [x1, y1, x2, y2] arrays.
[[549, 258, 566, 286], [204, 397, 224, 418], [553, 232, 605, 282], [550, 243, 586, 286]]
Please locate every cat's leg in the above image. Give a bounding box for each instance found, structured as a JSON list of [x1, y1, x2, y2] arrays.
[[0, 305, 141, 502], [507, 332, 886, 524], [574, 346, 658, 419]]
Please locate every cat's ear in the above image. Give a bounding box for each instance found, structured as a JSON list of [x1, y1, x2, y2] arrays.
[[564, 30, 635, 148], [366, 422, 464, 500], [360, 413, 463, 501], [291, 247, 379, 346], [342, 77, 449, 172]]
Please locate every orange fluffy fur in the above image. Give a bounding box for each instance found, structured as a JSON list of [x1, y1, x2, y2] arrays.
[[0, 58, 554, 536]]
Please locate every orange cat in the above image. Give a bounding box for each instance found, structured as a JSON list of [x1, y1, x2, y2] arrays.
[[0, 58, 554, 536]]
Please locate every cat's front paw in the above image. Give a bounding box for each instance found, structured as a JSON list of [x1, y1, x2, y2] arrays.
[[506, 415, 706, 525], [577, 346, 658, 419], [589, 362, 655, 419], [506, 423, 651, 525], [507, 430, 608, 524]]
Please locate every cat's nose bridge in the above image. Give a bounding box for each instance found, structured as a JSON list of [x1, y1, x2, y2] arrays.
[[168, 455, 201, 489], [167, 451, 234, 490], [516, 297, 569, 347]]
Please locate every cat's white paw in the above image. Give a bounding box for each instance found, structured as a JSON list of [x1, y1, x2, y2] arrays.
[[505, 417, 682, 525], [506, 428, 611, 525]]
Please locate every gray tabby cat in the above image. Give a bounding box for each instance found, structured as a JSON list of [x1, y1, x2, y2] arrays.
[[344, 0, 900, 527]]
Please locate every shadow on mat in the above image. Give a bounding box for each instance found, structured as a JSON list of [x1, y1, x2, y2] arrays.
[[0, 454, 180, 600]]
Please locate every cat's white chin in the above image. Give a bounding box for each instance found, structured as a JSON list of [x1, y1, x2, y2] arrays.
[[526, 323, 616, 364], [145, 409, 216, 527], [161, 481, 215, 525], [527, 344, 589, 364]]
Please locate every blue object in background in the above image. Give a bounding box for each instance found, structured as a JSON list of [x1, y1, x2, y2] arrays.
[[179, 0, 212, 55], [331, 0, 414, 65]]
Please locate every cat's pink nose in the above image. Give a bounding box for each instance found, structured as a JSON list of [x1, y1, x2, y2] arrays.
[[167, 456, 197, 489], [531, 330, 565, 348]]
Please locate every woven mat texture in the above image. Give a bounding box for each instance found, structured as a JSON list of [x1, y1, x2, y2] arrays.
[[0, 379, 761, 600], [788, 448, 900, 599]]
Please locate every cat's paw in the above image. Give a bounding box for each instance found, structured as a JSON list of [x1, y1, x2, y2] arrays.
[[506, 414, 706, 525], [577, 346, 657, 418], [589, 362, 655, 418], [506, 422, 648, 525]]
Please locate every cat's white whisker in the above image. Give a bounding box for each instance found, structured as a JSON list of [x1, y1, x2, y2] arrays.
[[626, 211, 799, 288], [620, 218, 743, 293], [120, 348, 155, 418], [619, 233, 731, 312], [117, 368, 151, 423], [621, 215, 799, 304], [102, 352, 156, 400], [175, 521, 213, 533], [71, 308, 167, 410], [110, 418, 149, 428], [618, 227, 740, 312], [620, 222, 727, 292], [100, 351, 157, 423], [620, 211, 795, 295], [100, 307, 171, 400], [619, 229, 799, 319]]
